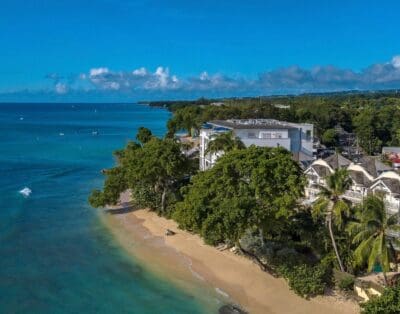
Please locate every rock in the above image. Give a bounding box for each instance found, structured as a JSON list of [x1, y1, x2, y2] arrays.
[[165, 229, 176, 236], [219, 304, 247, 314]]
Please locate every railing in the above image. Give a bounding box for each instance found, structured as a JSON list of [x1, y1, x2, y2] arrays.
[[384, 200, 400, 214], [343, 190, 364, 202]]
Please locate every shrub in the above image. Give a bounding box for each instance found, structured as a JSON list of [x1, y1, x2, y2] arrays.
[[278, 263, 327, 298], [337, 275, 355, 291], [361, 285, 400, 314]]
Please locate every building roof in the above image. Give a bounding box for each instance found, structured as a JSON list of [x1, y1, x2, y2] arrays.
[[357, 156, 391, 177], [324, 153, 352, 170], [382, 147, 400, 154], [208, 119, 299, 130], [312, 164, 331, 177], [348, 170, 373, 187], [381, 178, 400, 194]]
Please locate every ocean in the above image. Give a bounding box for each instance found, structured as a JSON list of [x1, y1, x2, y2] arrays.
[[0, 103, 218, 313]]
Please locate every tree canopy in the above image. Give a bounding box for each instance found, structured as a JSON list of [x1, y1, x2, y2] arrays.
[[173, 146, 305, 245]]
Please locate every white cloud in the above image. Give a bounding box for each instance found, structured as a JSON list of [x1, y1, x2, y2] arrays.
[[391, 55, 400, 68], [132, 67, 147, 76], [90, 67, 109, 76], [72, 55, 400, 96], [55, 82, 68, 94]]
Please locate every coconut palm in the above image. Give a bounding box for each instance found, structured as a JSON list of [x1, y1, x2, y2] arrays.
[[205, 131, 245, 155], [349, 195, 400, 285], [312, 168, 352, 272]]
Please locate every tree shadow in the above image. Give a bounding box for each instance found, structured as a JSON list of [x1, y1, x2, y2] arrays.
[[104, 202, 139, 215]]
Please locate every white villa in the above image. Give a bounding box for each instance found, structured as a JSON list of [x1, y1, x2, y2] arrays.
[[199, 119, 314, 171], [305, 153, 400, 214]]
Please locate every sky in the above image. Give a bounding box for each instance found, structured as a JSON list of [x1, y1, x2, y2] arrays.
[[1, 0, 400, 101]]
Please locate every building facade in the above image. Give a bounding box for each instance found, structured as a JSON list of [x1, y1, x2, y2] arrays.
[[304, 154, 400, 215], [199, 119, 314, 171]]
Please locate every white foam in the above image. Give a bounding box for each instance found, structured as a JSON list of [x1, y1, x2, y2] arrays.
[[215, 287, 229, 298], [19, 187, 32, 197]]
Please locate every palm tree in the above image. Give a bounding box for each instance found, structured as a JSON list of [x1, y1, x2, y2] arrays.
[[313, 168, 352, 272], [205, 131, 245, 155], [349, 195, 400, 285]]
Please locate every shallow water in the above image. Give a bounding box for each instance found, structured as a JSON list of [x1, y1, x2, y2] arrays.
[[0, 103, 217, 313]]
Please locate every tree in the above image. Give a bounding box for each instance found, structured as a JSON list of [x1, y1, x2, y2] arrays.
[[136, 127, 153, 145], [89, 166, 128, 207], [361, 284, 400, 314], [353, 108, 382, 154], [168, 106, 202, 136], [173, 146, 305, 245], [125, 138, 192, 214], [321, 128, 338, 147], [205, 131, 245, 155], [312, 168, 352, 272], [349, 195, 400, 285]]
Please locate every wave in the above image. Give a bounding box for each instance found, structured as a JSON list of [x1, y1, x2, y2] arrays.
[[19, 187, 32, 197]]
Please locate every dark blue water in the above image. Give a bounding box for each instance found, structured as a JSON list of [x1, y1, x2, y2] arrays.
[[0, 103, 213, 313]]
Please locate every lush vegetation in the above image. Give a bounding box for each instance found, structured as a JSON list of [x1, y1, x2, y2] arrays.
[[361, 285, 400, 314], [173, 146, 305, 245], [163, 92, 400, 154], [90, 137, 195, 216], [91, 93, 400, 310]]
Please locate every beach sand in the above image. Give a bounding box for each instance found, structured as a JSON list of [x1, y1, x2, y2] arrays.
[[102, 204, 359, 314]]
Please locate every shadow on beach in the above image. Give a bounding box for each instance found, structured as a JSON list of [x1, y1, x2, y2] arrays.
[[104, 202, 138, 215]]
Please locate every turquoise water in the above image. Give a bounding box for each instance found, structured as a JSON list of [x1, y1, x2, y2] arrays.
[[0, 103, 215, 313]]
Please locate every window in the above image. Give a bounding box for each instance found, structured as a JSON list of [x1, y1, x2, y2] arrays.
[[306, 130, 312, 141], [248, 132, 256, 138], [259, 132, 271, 139]]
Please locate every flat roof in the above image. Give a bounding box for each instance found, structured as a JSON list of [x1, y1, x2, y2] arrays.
[[208, 119, 302, 130]]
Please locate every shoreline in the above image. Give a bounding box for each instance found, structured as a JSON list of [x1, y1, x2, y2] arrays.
[[101, 206, 359, 314]]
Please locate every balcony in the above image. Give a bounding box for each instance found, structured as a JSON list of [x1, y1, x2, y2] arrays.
[[343, 190, 364, 203], [384, 199, 400, 214], [240, 137, 291, 151]]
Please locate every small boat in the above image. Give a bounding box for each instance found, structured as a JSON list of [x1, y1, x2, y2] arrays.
[[59, 133, 65, 136], [19, 117, 24, 121], [92, 131, 99, 136]]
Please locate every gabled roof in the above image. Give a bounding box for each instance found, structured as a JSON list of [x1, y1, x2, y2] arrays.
[[324, 153, 352, 170], [312, 164, 331, 177], [348, 170, 373, 187], [380, 178, 400, 194], [358, 156, 391, 178]]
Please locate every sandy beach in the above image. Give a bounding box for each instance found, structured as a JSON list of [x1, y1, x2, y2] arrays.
[[102, 204, 360, 314]]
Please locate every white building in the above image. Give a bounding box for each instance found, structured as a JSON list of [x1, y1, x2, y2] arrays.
[[199, 119, 314, 171], [304, 154, 400, 214]]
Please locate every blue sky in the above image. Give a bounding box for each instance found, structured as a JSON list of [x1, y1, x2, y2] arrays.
[[1, 0, 400, 101]]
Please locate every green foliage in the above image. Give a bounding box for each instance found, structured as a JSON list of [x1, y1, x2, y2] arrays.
[[205, 130, 245, 155], [361, 285, 400, 314], [89, 166, 128, 208], [89, 189, 106, 208], [337, 275, 355, 291], [89, 128, 193, 215], [167, 106, 202, 136], [312, 168, 352, 272], [173, 146, 305, 245], [348, 196, 400, 283], [163, 93, 400, 155], [278, 263, 328, 298], [136, 127, 153, 144], [353, 108, 382, 154], [321, 128, 338, 147]]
